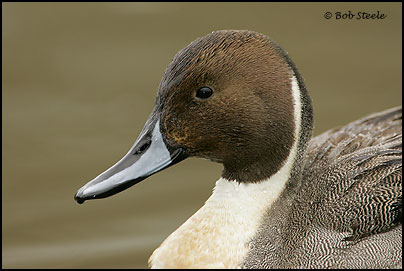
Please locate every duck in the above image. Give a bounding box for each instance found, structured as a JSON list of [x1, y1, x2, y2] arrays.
[[74, 30, 402, 269]]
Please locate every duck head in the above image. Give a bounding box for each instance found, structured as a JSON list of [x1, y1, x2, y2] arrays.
[[74, 30, 312, 204]]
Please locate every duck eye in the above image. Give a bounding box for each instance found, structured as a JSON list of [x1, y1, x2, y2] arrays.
[[196, 87, 213, 99]]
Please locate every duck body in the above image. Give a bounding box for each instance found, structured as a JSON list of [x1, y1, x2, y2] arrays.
[[244, 106, 402, 268], [75, 30, 402, 269]]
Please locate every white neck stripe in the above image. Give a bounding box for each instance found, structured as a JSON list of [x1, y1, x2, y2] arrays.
[[291, 75, 302, 148]]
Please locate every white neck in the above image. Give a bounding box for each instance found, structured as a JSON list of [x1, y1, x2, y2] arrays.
[[149, 76, 302, 268]]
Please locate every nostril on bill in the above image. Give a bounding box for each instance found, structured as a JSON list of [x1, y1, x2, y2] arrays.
[[133, 138, 152, 155]]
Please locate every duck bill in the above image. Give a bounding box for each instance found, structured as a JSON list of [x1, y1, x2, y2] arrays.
[[74, 117, 187, 204]]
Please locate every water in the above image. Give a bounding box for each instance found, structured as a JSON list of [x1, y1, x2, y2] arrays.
[[2, 2, 401, 268]]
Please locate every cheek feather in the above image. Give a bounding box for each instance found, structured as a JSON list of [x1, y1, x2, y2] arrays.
[[163, 112, 196, 147]]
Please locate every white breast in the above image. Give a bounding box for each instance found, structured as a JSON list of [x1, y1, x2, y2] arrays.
[[148, 177, 286, 268]]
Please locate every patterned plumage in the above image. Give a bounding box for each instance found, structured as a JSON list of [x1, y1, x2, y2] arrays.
[[244, 106, 402, 268]]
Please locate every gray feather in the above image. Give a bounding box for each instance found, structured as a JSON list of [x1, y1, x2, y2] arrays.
[[243, 106, 402, 268]]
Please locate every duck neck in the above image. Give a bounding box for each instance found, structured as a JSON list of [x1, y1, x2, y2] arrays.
[[149, 136, 301, 268]]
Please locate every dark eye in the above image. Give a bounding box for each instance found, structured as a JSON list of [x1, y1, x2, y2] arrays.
[[196, 87, 213, 99]]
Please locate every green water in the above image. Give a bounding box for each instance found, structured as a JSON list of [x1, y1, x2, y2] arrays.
[[3, 2, 402, 268]]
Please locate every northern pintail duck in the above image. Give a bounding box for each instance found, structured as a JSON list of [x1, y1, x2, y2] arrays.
[[75, 30, 402, 268]]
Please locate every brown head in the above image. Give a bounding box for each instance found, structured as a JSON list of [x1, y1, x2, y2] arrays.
[[74, 30, 313, 203]]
